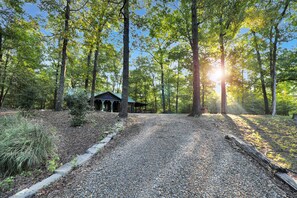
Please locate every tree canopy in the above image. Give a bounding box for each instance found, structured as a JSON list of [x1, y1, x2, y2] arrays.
[[0, 0, 296, 116]]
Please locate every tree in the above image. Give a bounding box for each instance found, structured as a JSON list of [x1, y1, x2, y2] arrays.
[[119, 0, 129, 118], [251, 31, 270, 114], [81, 0, 119, 109], [55, 0, 71, 111], [268, 0, 291, 116], [189, 0, 201, 116], [209, 0, 248, 114]]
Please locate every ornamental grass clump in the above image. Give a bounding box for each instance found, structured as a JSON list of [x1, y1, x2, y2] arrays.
[[0, 115, 56, 176]]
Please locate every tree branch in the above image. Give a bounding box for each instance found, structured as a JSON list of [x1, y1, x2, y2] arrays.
[[70, 0, 89, 12]]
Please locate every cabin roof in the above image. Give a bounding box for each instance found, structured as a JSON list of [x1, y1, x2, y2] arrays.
[[95, 91, 136, 103]]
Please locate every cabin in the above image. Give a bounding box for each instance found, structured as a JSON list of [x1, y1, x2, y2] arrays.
[[93, 91, 147, 113]]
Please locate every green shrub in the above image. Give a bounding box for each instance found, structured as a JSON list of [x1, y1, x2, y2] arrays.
[[0, 176, 15, 192], [66, 90, 89, 127], [0, 115, 56, 176], [47, 155, 60, 173]]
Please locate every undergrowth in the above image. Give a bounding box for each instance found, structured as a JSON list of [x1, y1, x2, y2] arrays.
[[65, 90, 89, 127], [0, 114, 56, 176]]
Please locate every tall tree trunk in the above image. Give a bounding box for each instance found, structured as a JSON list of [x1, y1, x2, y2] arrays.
[[252, 31, 269, 114], [119, 0, 129, 118], [0, 28, 3, 88], [219, 32, 227, 114], [53, 38, 62, 109], [241, 69, 244, 107], [0, 28, 3, 106], [160, 62, 166, 113], [0, 54, 9, 107], [271, 26, 279, 116], [55, 0, 70, 111], [90, 41, 99, 109], [53, 61, 59, 109], [176, 61, 179, 113], [168, 82, 171, 113], [269, 26, 274, 98], [85, 48, 92, 91], [270, 1, 289, 116], [134, 82, 138, 99], [112, 60, 116, 92], [190, 0, 201, 116], [0, 28, 3, 63], [202, 83, 205, 108]]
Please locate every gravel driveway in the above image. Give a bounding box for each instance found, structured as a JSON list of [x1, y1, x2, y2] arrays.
[[43, 114, 289, 197]]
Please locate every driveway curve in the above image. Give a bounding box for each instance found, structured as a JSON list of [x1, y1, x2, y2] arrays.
[[44, 114, 288, 197]]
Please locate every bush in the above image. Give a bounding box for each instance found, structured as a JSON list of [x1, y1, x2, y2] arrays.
[[66, 90, 89, 127], [0, 115, 56, 176]]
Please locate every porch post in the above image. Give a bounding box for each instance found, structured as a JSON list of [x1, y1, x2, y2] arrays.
[[101, 100, 105, 111], [111, 101, 114, 112]]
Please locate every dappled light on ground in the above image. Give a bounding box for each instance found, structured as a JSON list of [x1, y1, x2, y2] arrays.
[[228, 114, 297, 172]]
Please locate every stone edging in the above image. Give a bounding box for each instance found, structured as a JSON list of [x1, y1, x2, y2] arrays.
[[10, 121, 124, 198], [225, 134, 297, 192]]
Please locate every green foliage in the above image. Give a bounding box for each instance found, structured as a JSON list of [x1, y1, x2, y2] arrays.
[[0, 115, 56, 176], [0, 176, 15, 192], [0, 0, 296, 116], [47, 155, 60, 173], [66, 90, 89, 127], [18, 84, 38, 110]]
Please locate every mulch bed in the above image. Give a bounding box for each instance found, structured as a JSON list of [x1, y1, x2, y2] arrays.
[[0, 110, 119, 198]]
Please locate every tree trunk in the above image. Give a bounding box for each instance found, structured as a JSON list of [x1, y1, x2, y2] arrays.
[[189, 0, 201, 116], [0, 27, 3, 96], [55, 0, 70, 111], [252, 31, 269, 114], [53, 61, 59, 109], [168, 82, 171, 113], [176, 62, 179, 113], [241, 69, 244, 107], [269, 26, 274, 94], [85, 48, 92, 91], [119, 0, 129, 118], [53, 38, 62, 109], [0, 28, 3, 107], [0, 54, 9, 107], [219, 32, 227, 114], [270, 1, 289, 116], [160, 62, 166, 113], [271, 26, 279, 116], [154, 91, 157, 113], [90, 41, 99, 109], [202, 83, 205, 108], [112, 59, 116, 92], [0, 28, 3, 63]]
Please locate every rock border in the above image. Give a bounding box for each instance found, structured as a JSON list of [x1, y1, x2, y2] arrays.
[[10, 121, 124, 198], [225, 134, 297, 192]]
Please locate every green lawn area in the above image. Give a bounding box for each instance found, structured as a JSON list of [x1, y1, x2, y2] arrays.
[[228, 114, 297, 172]]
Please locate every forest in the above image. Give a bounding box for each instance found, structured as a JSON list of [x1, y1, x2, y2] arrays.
[[0, 0, 296, 116]]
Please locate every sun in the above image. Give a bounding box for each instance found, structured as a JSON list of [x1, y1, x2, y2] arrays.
[[209, 68, 223, 82]]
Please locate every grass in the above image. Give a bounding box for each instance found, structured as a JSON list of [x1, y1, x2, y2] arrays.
[[0, 114, 56, 176], [228, 114, 297, 171]]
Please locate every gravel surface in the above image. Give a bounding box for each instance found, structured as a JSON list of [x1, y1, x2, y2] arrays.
[[42, 114, 291, 197]]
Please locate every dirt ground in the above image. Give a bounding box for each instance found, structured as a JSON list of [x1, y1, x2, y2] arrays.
[[0, 110, 119, 198]]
